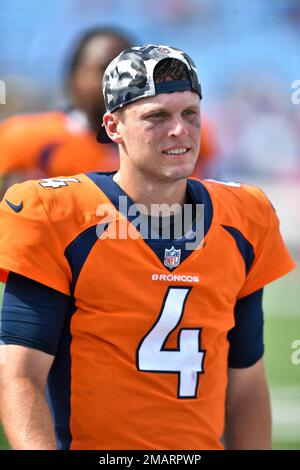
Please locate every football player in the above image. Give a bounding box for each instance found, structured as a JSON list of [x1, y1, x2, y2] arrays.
[[0, 44, 295, 450]]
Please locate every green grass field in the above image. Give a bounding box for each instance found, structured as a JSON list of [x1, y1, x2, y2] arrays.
[[263, 261, 300, 450], [0, 262, 299, 450]]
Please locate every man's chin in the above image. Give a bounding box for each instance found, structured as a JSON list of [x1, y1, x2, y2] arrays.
[[161, 163, 196, 182]]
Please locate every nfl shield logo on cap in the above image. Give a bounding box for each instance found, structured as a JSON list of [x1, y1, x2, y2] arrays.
[[155, 47, 171, 55], [164, 246, 181, 269]]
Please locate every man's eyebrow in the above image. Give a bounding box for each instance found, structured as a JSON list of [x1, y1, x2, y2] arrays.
[[141, 103, 200, 116], [141, 107, 168, 115], [182, 104, 200, 111]]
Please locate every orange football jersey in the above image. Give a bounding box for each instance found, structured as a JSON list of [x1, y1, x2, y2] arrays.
[[0, 174, 294, 449], [0, 111, 118, 178]]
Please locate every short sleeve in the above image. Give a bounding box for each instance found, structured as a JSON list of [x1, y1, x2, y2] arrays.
[[238, 192, 295, 298], [0, 181, 71, 295], [1, 272, 71, 355], [228, 289, 264, 368]]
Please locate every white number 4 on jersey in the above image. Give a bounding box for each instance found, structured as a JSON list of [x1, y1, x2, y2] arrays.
[[39, 177, 80, 188], [137, 287, 206, 398]]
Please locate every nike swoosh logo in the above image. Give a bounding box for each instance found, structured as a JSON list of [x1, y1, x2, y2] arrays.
[[5, 199, 23, 213]]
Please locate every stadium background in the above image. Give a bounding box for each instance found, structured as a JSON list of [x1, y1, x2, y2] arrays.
[[0, 0, 299, 450]]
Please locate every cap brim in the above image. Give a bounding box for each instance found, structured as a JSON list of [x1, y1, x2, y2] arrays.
[[96, 125, 113, 144]]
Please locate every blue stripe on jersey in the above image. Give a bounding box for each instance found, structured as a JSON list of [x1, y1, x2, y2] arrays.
[[222, 225, 255, 274], [64, 225, 100, 294], [0, 272, 70, 355], [86, 172, 213, 270], [37, 142, 63, 173], [187, 178, 213, 236], [228, 288, 264, 368], [0, 272, 73, 449], [47, 299, 76, 450]]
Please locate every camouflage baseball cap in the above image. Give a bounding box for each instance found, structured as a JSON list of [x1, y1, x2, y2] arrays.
[[97, 44, 202, 143]]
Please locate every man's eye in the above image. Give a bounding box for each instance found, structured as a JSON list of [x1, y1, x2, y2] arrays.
[[183, 110, 196, 116], [150, 112, 167, 118]]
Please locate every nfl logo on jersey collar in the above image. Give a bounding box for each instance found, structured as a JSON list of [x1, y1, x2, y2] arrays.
[[164, 246, 181, 269]]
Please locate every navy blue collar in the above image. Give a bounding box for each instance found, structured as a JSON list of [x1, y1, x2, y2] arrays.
[[87, 171, 212, 234], [86, 171, 213, 270]]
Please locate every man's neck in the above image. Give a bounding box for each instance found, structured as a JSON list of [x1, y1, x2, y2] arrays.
[[113, 170, 188, 211]]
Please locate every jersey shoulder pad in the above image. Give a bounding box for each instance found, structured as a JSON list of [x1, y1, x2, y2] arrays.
[[1, 179, 44, 222], [1, 173, 104, 223], [0, 177, 73, 294], [203, 178, 278, 229], [37, 173, 107, 220]]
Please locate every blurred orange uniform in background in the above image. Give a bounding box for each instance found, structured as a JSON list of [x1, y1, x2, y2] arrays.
[[0, 111, 118, 179]]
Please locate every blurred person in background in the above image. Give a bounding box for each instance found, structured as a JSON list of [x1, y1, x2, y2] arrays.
[[193, 117, 218, 178], [0, 27, 133, 196]]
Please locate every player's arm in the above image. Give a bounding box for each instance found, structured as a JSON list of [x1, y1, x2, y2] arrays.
[[224, 288, 271, 449], [223, 184, 295, 449], [0, 345, 56, 450], [224, 358, 272, 450], [0, 272, 70, 449]]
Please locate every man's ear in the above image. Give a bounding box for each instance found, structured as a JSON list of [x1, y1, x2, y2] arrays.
[[103, 113, 123, 144]]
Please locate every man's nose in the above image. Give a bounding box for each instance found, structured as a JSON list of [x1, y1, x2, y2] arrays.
[[168, 117, 189, 138]]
